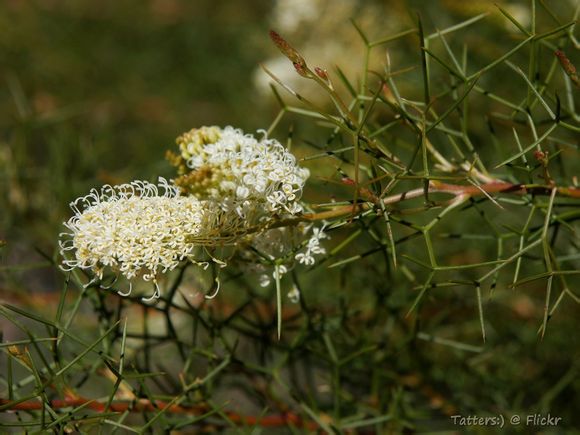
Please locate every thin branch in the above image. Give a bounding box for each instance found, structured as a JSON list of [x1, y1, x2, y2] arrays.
[[0, 397, 319, 430]]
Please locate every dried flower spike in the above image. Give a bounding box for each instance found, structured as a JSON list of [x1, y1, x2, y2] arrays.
[[269, 30, 309, 76], [314, 67, 328, 80], [555, 50, 579, 87]]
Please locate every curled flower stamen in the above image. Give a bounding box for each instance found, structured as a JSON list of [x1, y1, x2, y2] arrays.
[[205, 277, 221, 299], [141, 281, 160, 302], [117, 282, 133, 297]]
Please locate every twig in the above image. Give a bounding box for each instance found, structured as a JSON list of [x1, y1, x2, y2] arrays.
[[0, 397, 319, 430], [297, 181, 580, 223]]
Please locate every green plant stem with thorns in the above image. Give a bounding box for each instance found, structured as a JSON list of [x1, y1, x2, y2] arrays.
[[266, 24, 579, 343]]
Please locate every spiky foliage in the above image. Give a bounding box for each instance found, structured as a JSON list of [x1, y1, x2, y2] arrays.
[[1, 2, 579, 433]]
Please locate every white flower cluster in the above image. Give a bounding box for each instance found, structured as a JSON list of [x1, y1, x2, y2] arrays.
[[251, 224, 328, 288], [295, 225, 328, 266], [176, 126, 310, 224], [59, 178, 206, 290], [60, 126, 327, 300]]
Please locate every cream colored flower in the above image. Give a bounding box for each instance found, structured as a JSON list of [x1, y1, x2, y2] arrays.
[[172, 126, 310, 229], [61, 127, 322, 300], [294, 225, 328, 266], [59, 178, 206, 292]]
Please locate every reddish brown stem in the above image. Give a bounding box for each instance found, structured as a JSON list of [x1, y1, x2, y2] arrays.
[[0, 397, 319, 430], [299, 181, 579, 223]]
